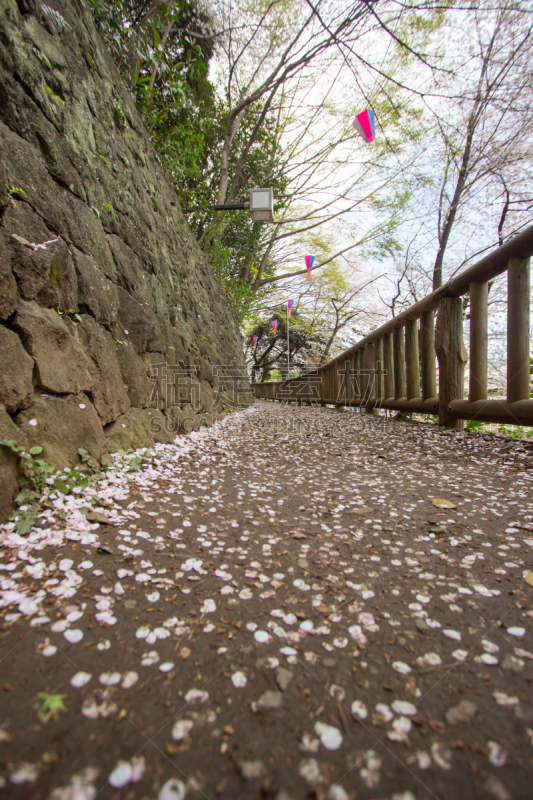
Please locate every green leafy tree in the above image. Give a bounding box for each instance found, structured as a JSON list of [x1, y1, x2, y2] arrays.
[[245, 309, 325, 382], [88, 0, 216, 207]]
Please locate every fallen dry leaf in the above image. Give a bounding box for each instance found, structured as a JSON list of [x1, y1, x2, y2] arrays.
[[430, 498, 458, 509]]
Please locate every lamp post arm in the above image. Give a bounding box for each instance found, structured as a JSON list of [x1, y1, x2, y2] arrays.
[[183, 202, 249, 212]]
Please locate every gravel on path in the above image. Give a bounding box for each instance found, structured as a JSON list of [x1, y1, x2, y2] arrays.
[[1, 401, 533, 800]]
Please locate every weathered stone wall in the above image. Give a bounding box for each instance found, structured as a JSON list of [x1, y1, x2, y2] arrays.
[[0, 0, 247, 519]]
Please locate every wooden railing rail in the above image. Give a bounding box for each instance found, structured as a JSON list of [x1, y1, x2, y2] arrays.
[[253, 225, 533, 428]]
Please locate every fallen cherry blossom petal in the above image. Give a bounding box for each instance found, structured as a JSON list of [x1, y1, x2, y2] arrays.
[[71, 672, 92, 688], [108, 761, 132, 788], [488, 740, 508, 767], [171, 719, 194, 741], [185, 689, 208, 703], [392, 661, 411, 674], [64, 629, 83, 643], [351, 700, 368, 720], [158, 778, 186, 800], [231, 671, 247, 688]]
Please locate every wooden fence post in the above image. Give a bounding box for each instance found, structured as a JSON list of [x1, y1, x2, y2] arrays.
[[469, 282, 488, 402], [375, 337, 384, 409], [393, 326, 406, 400], [507, 257, 530, 403], [352, 350, 361, 408], [384, 331, 395, 400], [420, 310, 437, 400], [364, 343, 376, 413], [405, 318, 420, 400], [435, 297, 468, 428], [343, 359, 351, 407]]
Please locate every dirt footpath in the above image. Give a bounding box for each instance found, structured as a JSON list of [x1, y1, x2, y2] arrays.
[[1, 401, 532, 800]]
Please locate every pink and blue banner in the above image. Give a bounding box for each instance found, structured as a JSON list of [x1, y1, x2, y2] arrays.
[[272, 320, 277, 333], [253, 335, 258, 348], [305, 255, 315, 281], [352, 109, 375, 143], [287, 299, 293, 317]]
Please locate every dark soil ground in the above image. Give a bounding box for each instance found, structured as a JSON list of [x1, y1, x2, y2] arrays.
[[1, 401, 533, 800]]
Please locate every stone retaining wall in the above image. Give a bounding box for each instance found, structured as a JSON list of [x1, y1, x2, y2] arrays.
[[0, 0, 247, 519]]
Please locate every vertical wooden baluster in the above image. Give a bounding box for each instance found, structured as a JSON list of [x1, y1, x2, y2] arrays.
[[333, 363, 339, 405], [365, 342, 380, 414], [315, 366, 322, 406], [393, 326, 406, 400], [384, 331, 394, 400], [369, 342, 376, 407], [353, 350, 361, 408], [469, 282, 488, 402], [344, 358, 351, 407], [435, 297, 468, 428], [362, 343, 370, 410], [420, 310, 437, 399], [359, 345, 366, 406], [507, 257, 531, 403], [375, 337, 384, 410], [405, 318, 420, 400]]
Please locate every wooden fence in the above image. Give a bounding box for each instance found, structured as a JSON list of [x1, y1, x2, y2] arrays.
[[253, 226, 533, 428]]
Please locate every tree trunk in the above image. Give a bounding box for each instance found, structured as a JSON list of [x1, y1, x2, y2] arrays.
[[217, 109, 247, 206], [148, 2, 176, 89], [432, 120, 475, 290]]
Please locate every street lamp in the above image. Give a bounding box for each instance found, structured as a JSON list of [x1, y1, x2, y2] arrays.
[[249, 188, 274, 222], [184, 188, 274, 222]]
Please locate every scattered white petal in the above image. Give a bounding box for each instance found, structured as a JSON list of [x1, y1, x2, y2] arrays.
[[99, 672, 121, 686], [431, 742, 452, 770], [392, 700, 417, 716], [231, 671, 247, 688], [488, 741, 508, 767], [507, 627, 526, 638], [185, 689, 208, 703], [10, 763, 39, 784], [392, 661, 411, 674], [108, 761, 132, 788], [480, 653, 499, 666], [351, 700, 368, 720], [299, 757, 322, 785], [172, 719, 194, 741], [64, 629, 83, 643], [493, 691, 519, 706], [314, 722, 343, 750], [158, 778, 186, 800], [452, 649, 469, 662], [443, 629, 461, 641], [387, 716, 412, 742], [415, 652, 442, 668], [141, 651, 159, 666], [70, 671, 92, 688], [122, 672, 139, 688]]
